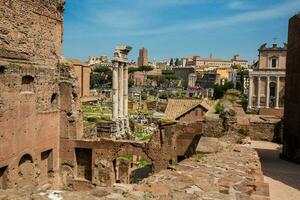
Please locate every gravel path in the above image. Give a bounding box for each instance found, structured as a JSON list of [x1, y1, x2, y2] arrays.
[[252, 141, 300, 200]]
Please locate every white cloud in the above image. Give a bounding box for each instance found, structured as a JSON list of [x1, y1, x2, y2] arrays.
[[227, 1, 253, 10], [121, 1, 300, 36], [94, 10, 143, 28]]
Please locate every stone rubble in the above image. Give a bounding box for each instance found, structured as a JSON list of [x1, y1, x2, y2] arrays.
[[0, 142, 269, 200]]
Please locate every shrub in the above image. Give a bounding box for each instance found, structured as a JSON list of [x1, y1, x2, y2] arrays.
[[134, 159, 152, 169], [215, 101, 224, 114], [119, 154, 133, 162], [159, 91, 168, 99]]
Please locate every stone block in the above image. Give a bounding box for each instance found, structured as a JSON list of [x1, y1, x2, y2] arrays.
[[196, 137, 221, 153]]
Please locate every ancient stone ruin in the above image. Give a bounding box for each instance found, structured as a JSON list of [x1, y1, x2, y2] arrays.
[[111, 45, 132, 139], [4, 0, 299, 199]]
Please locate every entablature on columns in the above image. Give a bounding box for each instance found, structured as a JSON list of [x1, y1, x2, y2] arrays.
[[249, 70, 285, 78]]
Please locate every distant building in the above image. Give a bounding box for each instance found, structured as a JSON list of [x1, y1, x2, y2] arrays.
[[88, 55, 112, 69], [138, 48, 148, 66], [129, 71, 147, 86], [173, 67, 195, 88], [197, 72, 220, 89], [68, 59, 91, 97], [248, 43, 287, 110], [188, 73, 197, 87], [182, 54, 248, 71]]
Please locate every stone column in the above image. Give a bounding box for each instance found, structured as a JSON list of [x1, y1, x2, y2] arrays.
[[123, 63, 129, 117], [118, 63, 124, 118], [276, 76, 280, 109], [112, 62, 119, 120], [248, 76, 253, 109], [266, 76, 270, 108], [257, 76, 261, 108]]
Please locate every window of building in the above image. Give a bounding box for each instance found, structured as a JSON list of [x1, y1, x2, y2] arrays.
[[51, 93, 58, 105], [0, 166, 8, 189], [0, 66, 6, 74], [271, 58, 277, 68], [41, 149, 54, 178], [21, 75, 34, 92]]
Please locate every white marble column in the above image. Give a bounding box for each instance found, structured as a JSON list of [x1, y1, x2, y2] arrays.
[[112, 62, 119, 120], [276, 76, 280, 109], [248, 76, 253, 109], [257, 76, 261, 108], [118, 63, 124, 118], [123, 63, 129, 117], [266, 76, 270, 108]]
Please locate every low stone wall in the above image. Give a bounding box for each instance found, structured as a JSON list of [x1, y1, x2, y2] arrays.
[[238, 121, 281, 142]]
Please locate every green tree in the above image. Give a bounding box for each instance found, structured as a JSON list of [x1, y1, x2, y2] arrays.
[[128, 78, 134, 88], [141, 91, 148, 100], [138, 65, 153, 84], [213, 82, 234, 99], [174, 58, 180, 66], [138, 65, 154, 72], [90, 66, 113, 89], [128, 67, 139, 74], [169, 58, 174, 66]]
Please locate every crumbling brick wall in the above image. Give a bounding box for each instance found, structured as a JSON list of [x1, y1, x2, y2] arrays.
[[0, 0, 64, 68], [0, 0, 65, 189]]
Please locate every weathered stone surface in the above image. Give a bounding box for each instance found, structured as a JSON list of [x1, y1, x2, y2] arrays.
[[196, 137, 221, 153], [0, 0, 65, 68]]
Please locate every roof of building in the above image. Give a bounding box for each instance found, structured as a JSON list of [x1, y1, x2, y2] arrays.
[[258, 43, 287, 51], [164, 99, 210, 120], [67, 58, 89, 66]]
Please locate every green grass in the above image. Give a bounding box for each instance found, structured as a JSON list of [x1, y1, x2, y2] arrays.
[[119, 153, 133, 162], [133, 131, 154, 142], [134, 159, 152, 169]]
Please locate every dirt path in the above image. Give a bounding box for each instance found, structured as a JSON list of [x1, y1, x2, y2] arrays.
[[252, 141, 300, 200]]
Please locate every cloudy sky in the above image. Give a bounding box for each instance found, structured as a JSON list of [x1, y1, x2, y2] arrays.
[[63, 0, 300, 63]]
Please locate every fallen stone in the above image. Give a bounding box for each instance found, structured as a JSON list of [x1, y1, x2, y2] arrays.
[[37, 183, 52, 193], [196, 137, 221, 154], [185, 185, 203, 194]]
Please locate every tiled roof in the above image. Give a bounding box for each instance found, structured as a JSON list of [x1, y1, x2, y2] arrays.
[[164, 99, 209, 120]]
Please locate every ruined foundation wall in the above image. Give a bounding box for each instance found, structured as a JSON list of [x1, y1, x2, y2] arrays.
[[283, 14, 300, 162], [0, 0, 65, 188]]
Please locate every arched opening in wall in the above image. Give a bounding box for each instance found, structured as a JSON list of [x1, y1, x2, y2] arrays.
[[21, 75, 34, 92], [269, 82, 276, 108], [0, 66, 6, 74], [51, 93, 58, 105], [0, 166, 9, 189], [18, 154, 35, 187]]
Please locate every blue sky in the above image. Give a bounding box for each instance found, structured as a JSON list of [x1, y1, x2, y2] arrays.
[[63, 0, 300, 63]]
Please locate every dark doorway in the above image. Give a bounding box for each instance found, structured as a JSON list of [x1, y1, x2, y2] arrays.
[[0, 166, 8, 189], [270, 82, 276, 108], [41, 149, 54, 179], [75, 148, 92, 181]]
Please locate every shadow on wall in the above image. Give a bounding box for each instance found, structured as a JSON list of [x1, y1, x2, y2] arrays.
[[254, 146, 300, 191]]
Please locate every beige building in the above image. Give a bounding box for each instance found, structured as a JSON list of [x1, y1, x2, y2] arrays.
[[248, 43, 287, 110], [182, 54, 248, 71], [69, 59, 91, 97]]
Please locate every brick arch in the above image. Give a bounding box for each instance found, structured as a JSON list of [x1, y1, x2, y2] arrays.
[[18, 154, 33, 166], [17, 153, 35, 187]]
